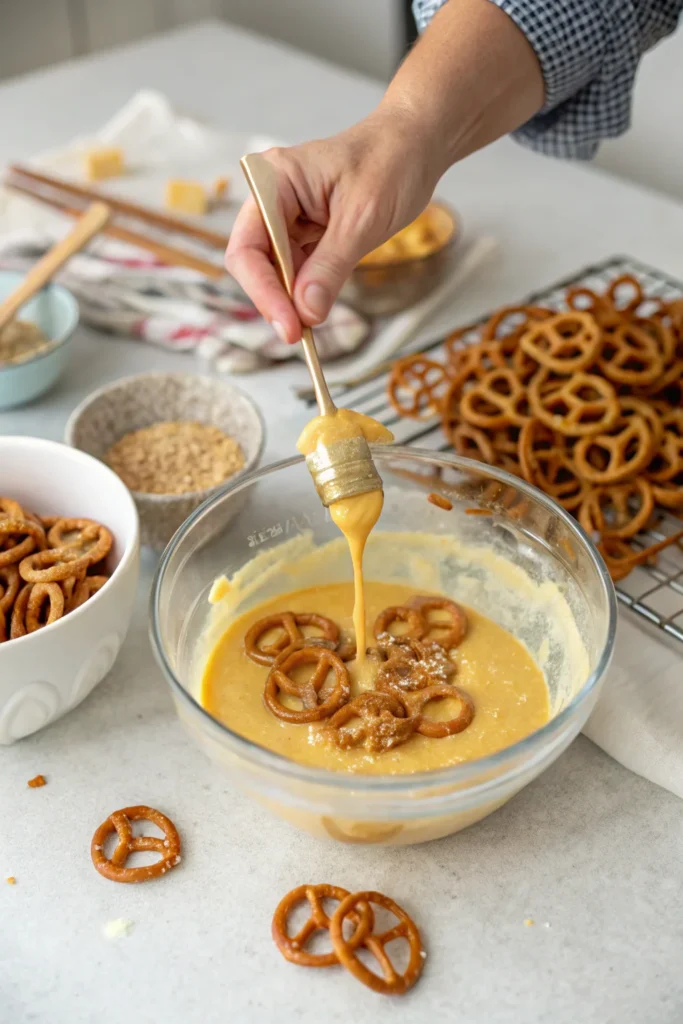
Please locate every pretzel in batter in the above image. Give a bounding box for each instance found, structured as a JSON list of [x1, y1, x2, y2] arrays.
[[245, 611, 339, 666], [402, 683, 475, 738], [264, 644, 350, 723], [405, 595, 468, 649], [325, 692, 415, 753]]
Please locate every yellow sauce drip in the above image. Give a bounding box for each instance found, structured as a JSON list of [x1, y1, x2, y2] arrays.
[[297, 409, 393, 663]]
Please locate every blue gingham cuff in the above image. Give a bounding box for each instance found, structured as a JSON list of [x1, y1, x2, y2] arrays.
[[412, 0, 682, 159]]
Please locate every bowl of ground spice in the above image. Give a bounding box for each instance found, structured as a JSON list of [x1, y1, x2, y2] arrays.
[[64, 372, 265, 549], [0, 271, 79, 410]]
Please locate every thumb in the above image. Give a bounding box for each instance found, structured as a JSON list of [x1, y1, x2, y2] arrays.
[[293, 224, 370, 325]]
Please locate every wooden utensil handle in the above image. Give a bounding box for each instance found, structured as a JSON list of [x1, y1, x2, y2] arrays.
[[0, 201, 110, 331]]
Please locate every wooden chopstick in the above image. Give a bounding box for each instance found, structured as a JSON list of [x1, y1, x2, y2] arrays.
[[8, 164, 231, 250], [6, 177, 225, 279]]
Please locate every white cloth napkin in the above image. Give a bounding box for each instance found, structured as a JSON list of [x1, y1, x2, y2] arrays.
[[0, 90, 369, 369], [584, 614, 683, 799]]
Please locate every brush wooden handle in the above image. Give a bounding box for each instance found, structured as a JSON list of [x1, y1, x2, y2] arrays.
[[0, 202, 110, 331]]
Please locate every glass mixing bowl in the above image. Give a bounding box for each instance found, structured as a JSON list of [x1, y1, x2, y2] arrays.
[[150, 448, 616, 846]]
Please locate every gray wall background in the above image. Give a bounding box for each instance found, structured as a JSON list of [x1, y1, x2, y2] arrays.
[[1, 0, 683, 203], [0, 0, 403, 81]]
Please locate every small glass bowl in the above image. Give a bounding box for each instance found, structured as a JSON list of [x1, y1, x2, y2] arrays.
[[150, 449, 616, 847], [342, 201, 459, 317]]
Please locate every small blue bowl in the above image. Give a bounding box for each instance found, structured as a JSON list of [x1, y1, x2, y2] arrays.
[[0, 271, 79, 411]]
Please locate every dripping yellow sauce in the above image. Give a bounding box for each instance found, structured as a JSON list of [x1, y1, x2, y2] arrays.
[[296, 409, 393, 663]]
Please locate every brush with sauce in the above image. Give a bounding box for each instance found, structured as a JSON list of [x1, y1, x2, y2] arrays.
[[241, 154, 392, 666]]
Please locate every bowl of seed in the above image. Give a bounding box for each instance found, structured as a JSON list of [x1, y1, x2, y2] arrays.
[[64, 372, 265, 549]]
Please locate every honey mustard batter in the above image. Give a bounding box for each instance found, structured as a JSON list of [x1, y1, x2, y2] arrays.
[[201, 580, 550, 775]]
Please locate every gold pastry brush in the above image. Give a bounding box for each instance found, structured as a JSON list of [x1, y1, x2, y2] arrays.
[[240, 153, 382, 507]]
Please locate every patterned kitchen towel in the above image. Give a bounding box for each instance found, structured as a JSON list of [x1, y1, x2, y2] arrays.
[[0, 90, 369, 371]]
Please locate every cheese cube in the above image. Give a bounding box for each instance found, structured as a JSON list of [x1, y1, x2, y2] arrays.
[[164, 180, 208, 216], [213, 176, 230, 200], [85, 147, 125, 181]]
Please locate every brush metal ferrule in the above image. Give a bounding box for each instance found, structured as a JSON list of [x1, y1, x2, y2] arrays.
[[305, 436, 383, 507]]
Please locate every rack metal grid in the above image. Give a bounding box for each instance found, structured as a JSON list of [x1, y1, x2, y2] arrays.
[[305, 255, 683, 644]]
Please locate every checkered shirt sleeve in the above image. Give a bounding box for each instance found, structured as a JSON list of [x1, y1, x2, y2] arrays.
[[412, 0, 682, 158]]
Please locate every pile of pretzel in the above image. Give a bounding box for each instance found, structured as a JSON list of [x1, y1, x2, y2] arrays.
[[0, 497, 112, 642], [243, 597, 474, 751], [387, 275, 683, 581], [272, 884, 424, 995]]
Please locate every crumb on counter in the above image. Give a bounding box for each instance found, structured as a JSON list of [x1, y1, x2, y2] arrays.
[[27, 774, 46, 788], [103, 918, 135, 940], [6, 877, 16, 885], [427, 493, 453, 511], [524, 918, 535, 927]]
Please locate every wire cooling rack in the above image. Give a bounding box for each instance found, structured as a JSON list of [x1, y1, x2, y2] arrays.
[[303, 255, 683, 645]]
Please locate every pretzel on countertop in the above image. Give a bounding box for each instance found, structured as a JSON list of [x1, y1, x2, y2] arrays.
[[91, 805, 181, 883], [329, 891, 425, 995], [271, 884, 373, 968]]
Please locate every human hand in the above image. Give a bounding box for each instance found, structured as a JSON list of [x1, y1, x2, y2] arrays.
[[225, 107, 442, 344]]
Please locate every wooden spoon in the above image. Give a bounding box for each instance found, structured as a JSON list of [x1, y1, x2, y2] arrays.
[[0, 201, 110, 332]]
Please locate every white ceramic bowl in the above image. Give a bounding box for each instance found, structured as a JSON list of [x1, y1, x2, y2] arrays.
[[0, 436, 139, 745], [64, 372, 265, 550], [0, 271, 79, 411]]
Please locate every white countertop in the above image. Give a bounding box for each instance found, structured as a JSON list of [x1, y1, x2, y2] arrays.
[[1, 20, 682, 1024]]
